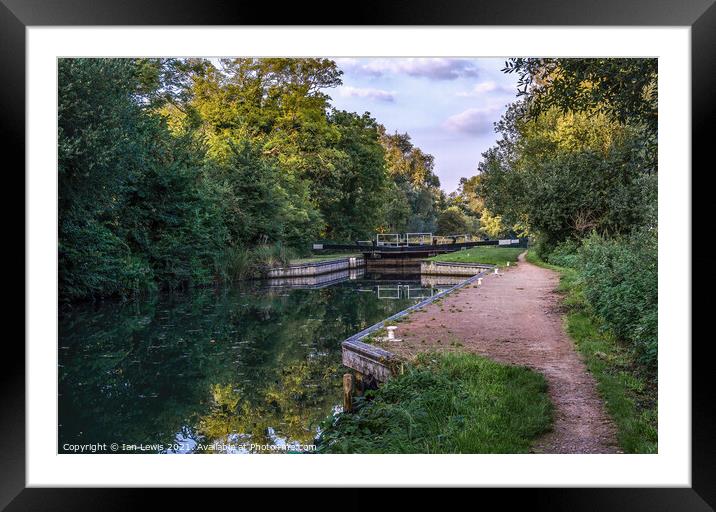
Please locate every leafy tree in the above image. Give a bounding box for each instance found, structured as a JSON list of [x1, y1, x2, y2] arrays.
[[443, 176, 486, 236], [59, 59, 234, 300], [453, 175, 485, 215], [377, 181, 412, 233], [120, 131, 225, 290], [476, 101, 653, 250], [378, 127, 442, 233], [324, 110, 388, 240], [478, 209, 507, 239], [503, 58, 657, 171], [503, 58, 657, 138], [436, 207, 469, 235], [58, 57, 448, 300], [59, 59, 165, 299]]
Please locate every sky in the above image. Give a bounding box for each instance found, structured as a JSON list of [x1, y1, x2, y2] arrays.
[[326, 58, 520, 193]]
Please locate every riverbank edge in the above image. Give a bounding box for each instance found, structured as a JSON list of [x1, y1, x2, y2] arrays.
[[525, 250, 657, 453], [342, 265, 494, 348]]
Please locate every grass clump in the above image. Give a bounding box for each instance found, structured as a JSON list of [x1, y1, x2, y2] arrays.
[[214, 242, 298, 283], [526, 250, 657, 453], [430, 246, 523, 267], [317, 352, 552, 453]]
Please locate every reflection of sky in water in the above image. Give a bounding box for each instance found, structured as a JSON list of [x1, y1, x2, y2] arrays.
[[59, 273, 455, 454]]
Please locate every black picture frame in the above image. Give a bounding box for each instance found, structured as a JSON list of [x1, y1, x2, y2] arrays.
[[5, 0, 713, 509]]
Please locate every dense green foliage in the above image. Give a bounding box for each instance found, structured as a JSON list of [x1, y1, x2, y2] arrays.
[[579, 230, 658, 365], [440, 174, 522, 239], [59, 58, 450, 301], [476, 105, 655, 250], [59, 59, 220, 299], [504, 58, 657, 137], [317, 352, 551, 453], [526, 251, 657, 452], [377, 128, 444, 233], [436, 207, 469, 235]]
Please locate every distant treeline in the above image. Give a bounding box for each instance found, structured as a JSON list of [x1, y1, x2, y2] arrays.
[[59, 58, 495, 302]]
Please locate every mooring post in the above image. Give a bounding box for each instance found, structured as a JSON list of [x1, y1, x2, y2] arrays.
[[354, 372, 364, 397], [343, 373, 355, 413]]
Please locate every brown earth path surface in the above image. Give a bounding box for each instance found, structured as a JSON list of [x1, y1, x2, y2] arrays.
[[383, 252, 619, 453]]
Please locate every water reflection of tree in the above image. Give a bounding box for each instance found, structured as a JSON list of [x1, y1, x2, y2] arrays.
[[196, 356, 340, 452]]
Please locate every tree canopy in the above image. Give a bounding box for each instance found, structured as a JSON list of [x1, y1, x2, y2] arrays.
[[59, 58, 452, 301], [473, 59, 657, 250], [467, 58, 658, 366]]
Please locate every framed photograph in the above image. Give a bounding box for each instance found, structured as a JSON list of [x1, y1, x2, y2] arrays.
[[6, 0, 712, 507]]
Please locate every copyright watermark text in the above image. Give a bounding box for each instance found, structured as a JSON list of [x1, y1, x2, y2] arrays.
[[61, 442, 316, 453]]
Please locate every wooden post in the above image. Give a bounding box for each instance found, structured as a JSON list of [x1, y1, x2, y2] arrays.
[[343, 373, 355, 413], [354, 372, 364, 397]]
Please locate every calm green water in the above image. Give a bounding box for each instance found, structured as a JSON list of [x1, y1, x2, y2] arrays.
[[58, 273, 449, 454]]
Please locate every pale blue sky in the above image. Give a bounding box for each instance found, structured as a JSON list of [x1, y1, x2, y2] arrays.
[[327, 58, 520, 193]]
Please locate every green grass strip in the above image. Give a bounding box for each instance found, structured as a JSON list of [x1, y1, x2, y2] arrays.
[[429, 246, 524, 267], [318, 351, 552, 453], [526, 250, 657, 453], [289, 253, 362, 265]]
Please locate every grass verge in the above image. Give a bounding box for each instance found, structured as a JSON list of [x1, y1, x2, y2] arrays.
[[429, 246, 523, 267], [317, 351, 552, 453], [289, 253, 362, 265], [526, 250, 657, 453]]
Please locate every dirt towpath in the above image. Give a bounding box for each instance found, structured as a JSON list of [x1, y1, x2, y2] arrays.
[[384, 252, 619, 453]]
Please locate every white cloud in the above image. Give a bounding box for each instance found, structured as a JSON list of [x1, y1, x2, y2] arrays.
[[336, 58, 480, 80], [456, 80, 514, 97], [444, 107, 502, 135], [339, 86, 396, 102]]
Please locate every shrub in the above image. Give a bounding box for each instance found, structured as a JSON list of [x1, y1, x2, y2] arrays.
[[214, 246, 254, 283], [214, 242, 299, 283], [579, 229, 657, 367], [59, 215, 156, 301], [545, 239, 581, 268], [252, 243, 297, 273]]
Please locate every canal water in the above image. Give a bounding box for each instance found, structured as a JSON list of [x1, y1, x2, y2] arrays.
[[58, 271, 452, 454]]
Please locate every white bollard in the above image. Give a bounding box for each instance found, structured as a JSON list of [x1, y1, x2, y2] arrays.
[[507, 261, 510, 267], [386, 326, 398, 340], [477, 277, 483, 286], [494, 267, 499, 275]]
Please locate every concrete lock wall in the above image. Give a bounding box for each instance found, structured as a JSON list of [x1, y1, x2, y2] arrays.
[[266, 268, 365, 288], [266, 257, 364, 279], [365, 258, 423, 273], [420, 260, 494, 277]]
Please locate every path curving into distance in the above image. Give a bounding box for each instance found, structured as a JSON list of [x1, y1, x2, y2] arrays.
[[385, 252, 619, 454]]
